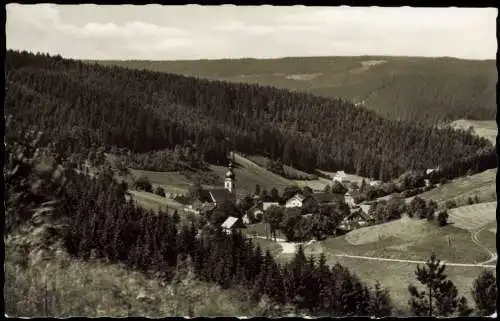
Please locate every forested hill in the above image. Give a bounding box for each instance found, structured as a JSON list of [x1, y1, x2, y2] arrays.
[[5, 50, 495, 181], [95, 56, 497, 124]]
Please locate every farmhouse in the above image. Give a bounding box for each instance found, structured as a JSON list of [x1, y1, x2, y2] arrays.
[[338, 210, 373, 232], [369, 180, 382, 187], [285, 193, 310, 208], [221, 216, 245, 235], [245, 204, 264, 222], [333, 170, 347, 183]]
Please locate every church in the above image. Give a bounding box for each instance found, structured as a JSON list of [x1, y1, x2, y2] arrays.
[[207, 152, 237, 206]]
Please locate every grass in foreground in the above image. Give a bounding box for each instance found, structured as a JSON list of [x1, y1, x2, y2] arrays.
[[5, 240, 262, 317]]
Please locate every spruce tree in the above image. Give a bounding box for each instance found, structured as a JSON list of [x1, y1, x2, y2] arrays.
[[471, 269, 497, 316], [408, 253, 462, 316], [369, 281, 393, 317]]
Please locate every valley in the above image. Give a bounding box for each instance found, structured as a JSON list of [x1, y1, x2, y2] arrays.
[[5, 50, 497, 318]]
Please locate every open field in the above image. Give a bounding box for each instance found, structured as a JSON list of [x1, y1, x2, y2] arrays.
[[345, 215, 434, 245], [264, 230, 495, 313], [128, 190, 185, 213], [128, 169, 193, 194], [211, 153, 334, 195], [210, 153, 291, 196], [447, 202, 497, 231], [414, 168, 496, 207], [245, 154, 317, 180], [476, 221, 496, 254], [450, 119, 497, 144], [307, 219, 490, 264], [325, 256, 495, 313]]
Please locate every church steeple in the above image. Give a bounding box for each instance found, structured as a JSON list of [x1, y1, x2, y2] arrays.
[[224, 152, 236, 193]]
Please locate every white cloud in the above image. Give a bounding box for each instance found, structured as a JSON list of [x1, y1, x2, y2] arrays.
[[6, 4, 497, 60]]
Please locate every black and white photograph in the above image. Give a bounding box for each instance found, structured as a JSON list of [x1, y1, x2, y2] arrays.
[[4, 3, 498, 317]]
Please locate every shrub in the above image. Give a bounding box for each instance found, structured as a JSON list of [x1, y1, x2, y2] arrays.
[[437, 211, 449, 227], [134, 175, 153, 193], [155, 186, 166, 197], [445, 200, 457, 209]]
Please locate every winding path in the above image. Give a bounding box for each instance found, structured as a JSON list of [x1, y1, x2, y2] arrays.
[[248, 229, 497, 268], [471, 226, 497, 265], [333, 254, 495, 268]]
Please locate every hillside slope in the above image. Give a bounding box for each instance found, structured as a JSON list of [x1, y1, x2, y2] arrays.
[[6, 50, 495, 182], [414, 168, 496, 207], [96, 56, 496, 123], [449, 119, 497, 145]]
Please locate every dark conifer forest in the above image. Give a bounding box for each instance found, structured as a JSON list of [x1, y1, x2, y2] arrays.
[[5, 50, 495, 181], [5, 124, 392, 316]]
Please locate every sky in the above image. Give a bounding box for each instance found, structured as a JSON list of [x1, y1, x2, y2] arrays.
[[6, 4, 498, 60]]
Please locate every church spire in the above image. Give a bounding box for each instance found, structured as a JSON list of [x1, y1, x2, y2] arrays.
[[225, 151, 235, 193]]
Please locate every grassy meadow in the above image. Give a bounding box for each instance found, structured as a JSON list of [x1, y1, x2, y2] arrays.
[[415, 168, 496, 208]]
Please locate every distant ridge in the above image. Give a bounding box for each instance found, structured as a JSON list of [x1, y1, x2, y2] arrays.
[[95, 56, 496, 124]]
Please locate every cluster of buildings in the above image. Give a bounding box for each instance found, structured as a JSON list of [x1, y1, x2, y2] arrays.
[[186, 157, 375, 235]]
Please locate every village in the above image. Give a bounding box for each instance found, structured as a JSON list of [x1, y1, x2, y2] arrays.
[[178, 152, 437, 242]]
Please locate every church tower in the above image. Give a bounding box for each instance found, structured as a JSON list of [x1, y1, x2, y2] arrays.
[[224, 152, 236, 193]]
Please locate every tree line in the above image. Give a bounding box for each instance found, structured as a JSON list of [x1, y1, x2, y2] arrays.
[[5, 50, 495, 183]]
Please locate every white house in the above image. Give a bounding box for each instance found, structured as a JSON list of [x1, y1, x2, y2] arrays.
[[285, 193, 308, 208], [333, 171, 347, 183], [369, 180, 382, 187]]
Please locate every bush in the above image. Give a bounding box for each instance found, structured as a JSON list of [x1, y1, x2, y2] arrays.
[[445, 200, 457, 210], [155, 186, 166, 197], [134, 175, 153, 193], [437, 211, 449, 227]]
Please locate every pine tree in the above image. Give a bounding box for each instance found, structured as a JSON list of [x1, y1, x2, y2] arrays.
[[408, 253, 461, 316], [457, 296, 474, 316], [471, 269, 497, 316], [369, 281, 393, 317]]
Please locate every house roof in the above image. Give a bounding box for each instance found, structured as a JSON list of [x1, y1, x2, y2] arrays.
[[347, 210, 372, 221], [288, 193, 307, 203], [221, 216, 240, 229], [359, 204, 371, 214], [209, 189, 234, 204]]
